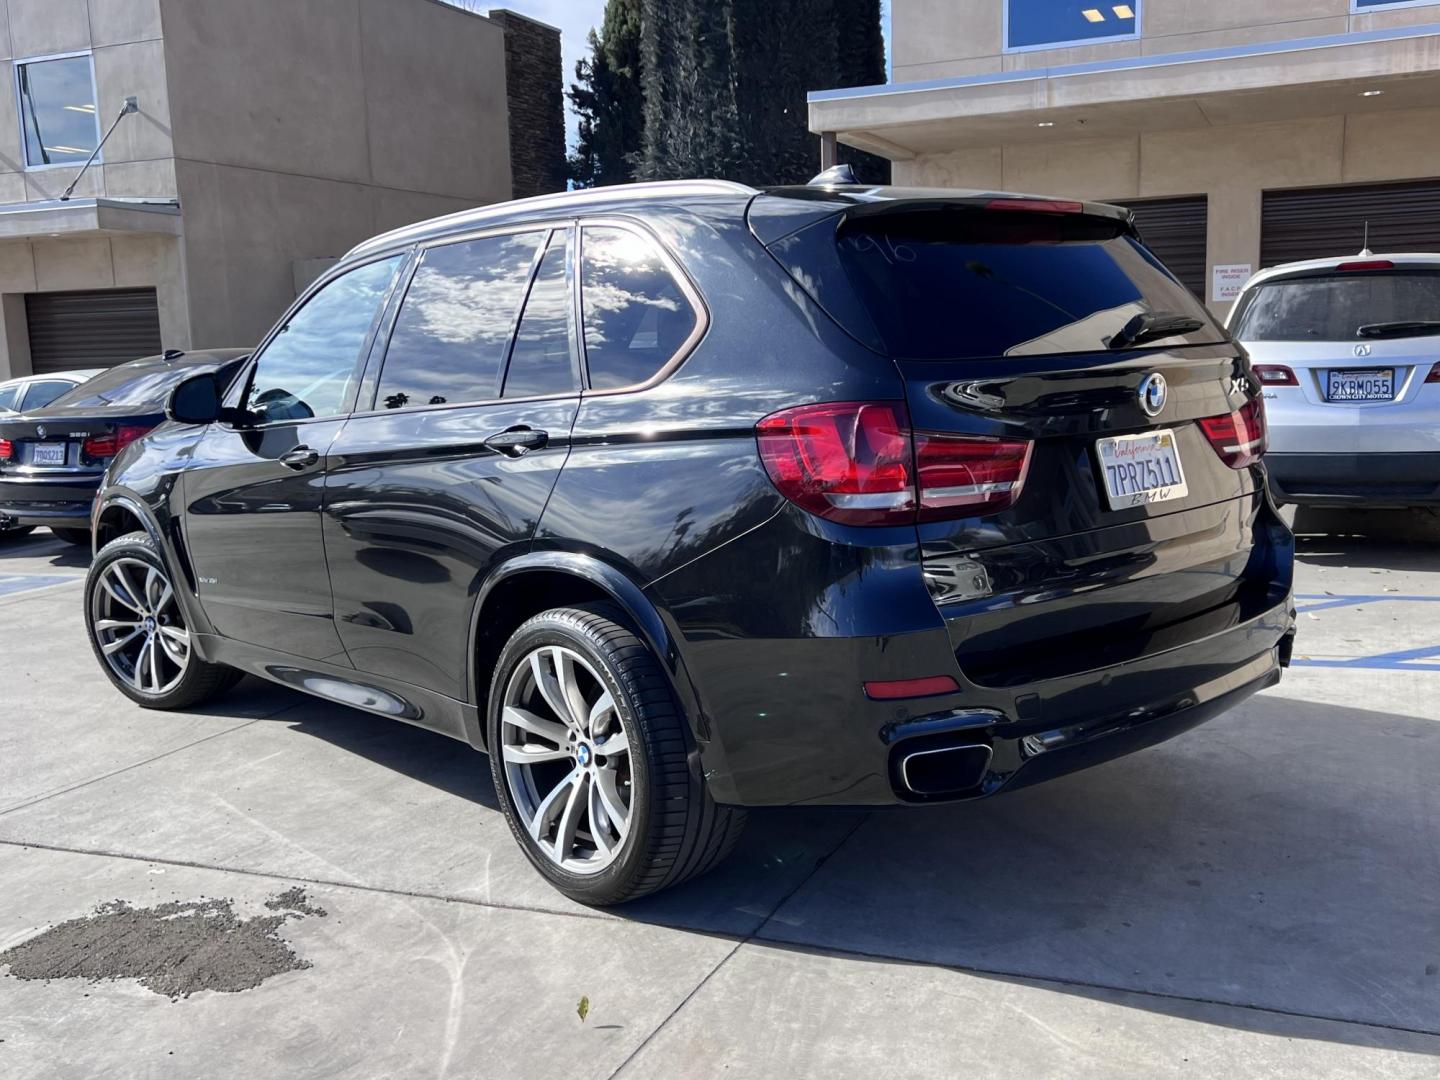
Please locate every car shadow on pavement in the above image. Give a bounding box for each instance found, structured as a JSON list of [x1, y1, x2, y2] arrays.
[[268, 674, 1440, 1052], [0, 530, 91, 568], [1291, 506, 1440, 573]]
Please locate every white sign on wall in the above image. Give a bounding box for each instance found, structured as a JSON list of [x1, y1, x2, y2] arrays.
[[1211, 263, 1252, 302]]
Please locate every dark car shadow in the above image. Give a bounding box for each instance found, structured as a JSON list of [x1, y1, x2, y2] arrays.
[[0, 530, 91, 568], [1292, 506, 1440, 573], [254, 668, 1440, 1053]]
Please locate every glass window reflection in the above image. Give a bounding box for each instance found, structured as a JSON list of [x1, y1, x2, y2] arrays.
[[379, 232, 543, 410], [1006, 0, 1138, 51], [502, 233, 576, 399], [17, 55, 101, 167], [247, 256, 402, 423], [581, 227, 697, 391]]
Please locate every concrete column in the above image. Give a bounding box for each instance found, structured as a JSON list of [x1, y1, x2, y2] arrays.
[[0, 295, 32, 380], [820, 132, 838, 171], [1204, 184, 1262, 317]]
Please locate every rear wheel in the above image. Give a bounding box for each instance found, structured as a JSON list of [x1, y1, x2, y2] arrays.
[[53, 527, 91, 546], [84, 532, 241, 709], [487, 603, 745, 905]]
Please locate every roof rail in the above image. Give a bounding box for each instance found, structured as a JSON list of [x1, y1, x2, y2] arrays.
[[346, 179, 758, 260]]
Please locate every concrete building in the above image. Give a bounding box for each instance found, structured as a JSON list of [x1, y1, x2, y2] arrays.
[[810, 1, 1440, 313], [0, 0, 563, 379]]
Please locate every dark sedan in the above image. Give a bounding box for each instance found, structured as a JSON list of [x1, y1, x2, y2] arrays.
[[0, 349, 249, 544]]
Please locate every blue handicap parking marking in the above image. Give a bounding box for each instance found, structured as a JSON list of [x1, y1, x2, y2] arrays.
[[1291, 594, 1440, 671], [0, 573, 82, 597]]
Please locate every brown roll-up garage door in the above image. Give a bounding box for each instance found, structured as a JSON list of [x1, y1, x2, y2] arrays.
[[1111, 195, 1208, 299], [1261, 179, 1440, 268], [25, 288, 163, 374]]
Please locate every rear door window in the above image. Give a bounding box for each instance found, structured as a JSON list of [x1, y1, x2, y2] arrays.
[[377, 231, 544, 410], [0, 385, 17, 412], [1231, 270, 1440, 341], [580, 225, 699, 390], [770, 207, 1223, 360], [501, 231, 577, 399]]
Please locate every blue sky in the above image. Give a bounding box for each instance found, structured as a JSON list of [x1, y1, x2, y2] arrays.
[[495, 0, 893, 149]]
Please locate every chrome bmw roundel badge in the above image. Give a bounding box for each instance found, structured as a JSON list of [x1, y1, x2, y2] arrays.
[[36, 425, 46, 438], [1138, 372, 1168, 417]]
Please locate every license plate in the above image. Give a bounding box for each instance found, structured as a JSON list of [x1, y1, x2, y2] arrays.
[[1097, 428, 1189, 510], [1327, 368, 1393, 402], [31, 442, 66, 466]]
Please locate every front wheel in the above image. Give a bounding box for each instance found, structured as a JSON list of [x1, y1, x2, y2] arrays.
[[84, 532, 241, 709], [487, 604, 745, 905]]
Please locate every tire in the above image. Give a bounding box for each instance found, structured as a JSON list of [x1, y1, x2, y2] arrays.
[[84, 531, 242, 709], [0, 524, 35, 541], [487, 603, 745, 906], [53, 527, 91, 546]]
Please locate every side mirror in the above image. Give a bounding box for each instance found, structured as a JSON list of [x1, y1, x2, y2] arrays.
[[166, 371, 223, 425]]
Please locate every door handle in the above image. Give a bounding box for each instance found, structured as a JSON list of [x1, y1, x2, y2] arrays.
[[279, 445, 320, 470], [484, 426, 549, 458]]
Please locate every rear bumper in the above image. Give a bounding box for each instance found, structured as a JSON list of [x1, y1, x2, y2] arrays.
[[1265, 452, 1440, 507], [0, 473, 102, 528]]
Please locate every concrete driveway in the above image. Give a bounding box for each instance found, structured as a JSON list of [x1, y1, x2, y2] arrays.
[[1, 509, 1438, 1078]]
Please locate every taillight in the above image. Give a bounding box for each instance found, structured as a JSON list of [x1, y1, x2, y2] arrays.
[[0, 438, 11, 460], [756, 401, 1034, 525], [914, 432, 1033, 519], [1252, 364, 1297, 386], [1198, 397, 1267, 469], [756, 402, 914, 525], [82, 424, 153, 460], [1426, 363, 1440, 384]]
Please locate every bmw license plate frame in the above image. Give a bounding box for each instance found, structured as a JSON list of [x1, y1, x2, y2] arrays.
[[1097, 428, 1189, 510]]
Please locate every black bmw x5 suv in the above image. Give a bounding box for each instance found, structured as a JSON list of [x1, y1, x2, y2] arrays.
[[84, 179, 1295, 904]]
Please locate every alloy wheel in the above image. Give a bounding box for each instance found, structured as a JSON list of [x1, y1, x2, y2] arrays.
[[90, 557, 191, 695], [500, 645, 633, 874]]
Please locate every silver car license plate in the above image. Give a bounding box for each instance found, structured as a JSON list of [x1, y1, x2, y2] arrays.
[[1327, 368, 1393, 402], [1097, 429, 1189, 510], [31, 442, 66, 466]]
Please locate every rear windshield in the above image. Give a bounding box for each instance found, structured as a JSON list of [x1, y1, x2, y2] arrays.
[[1231, 269, 1440, 341], [770, 207, 1221, 360], [46, 363, 202, 410]]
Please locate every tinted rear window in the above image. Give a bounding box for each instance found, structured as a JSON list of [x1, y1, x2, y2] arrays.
[[771, 207, 1221, 360], [48, 363, 201, 410], [1232, 270, 1440, 341]]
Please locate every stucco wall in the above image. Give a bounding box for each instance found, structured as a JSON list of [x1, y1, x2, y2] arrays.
[[159, 0, 513, 350], [893, 104, 1440, 312], [893, 0, 1440, 82]]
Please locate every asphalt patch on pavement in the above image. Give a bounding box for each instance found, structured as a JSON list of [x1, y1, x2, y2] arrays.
[[0, 887, 327, 999]]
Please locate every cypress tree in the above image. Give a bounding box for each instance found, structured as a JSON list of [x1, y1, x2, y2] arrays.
[[568, 0, 645, 187], [638, 0, 887, 185]]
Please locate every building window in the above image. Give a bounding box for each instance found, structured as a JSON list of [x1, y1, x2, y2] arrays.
[[1351, 0, 1440, 10], [1005, 0, 1140, 53], [15, 52, 102, 169]]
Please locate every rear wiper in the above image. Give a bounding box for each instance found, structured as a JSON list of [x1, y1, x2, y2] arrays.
[[1356, 320, 1440, 339], [1108, 311, 1205, 350]]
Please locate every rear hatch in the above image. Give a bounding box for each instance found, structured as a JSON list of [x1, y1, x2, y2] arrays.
[[1229, 261, 1440, 454], [754, 193, 1288, 687]]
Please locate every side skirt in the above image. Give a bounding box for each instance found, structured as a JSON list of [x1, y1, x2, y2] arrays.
[[194, 632, 482, 746]]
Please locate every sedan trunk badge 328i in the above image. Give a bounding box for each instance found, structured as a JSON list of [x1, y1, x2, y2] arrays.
[[82, 178, 1297, 905]]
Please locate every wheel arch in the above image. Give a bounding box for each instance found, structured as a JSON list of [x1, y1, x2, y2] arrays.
[[467, 552, 703, 751], [94, 494, 161, 552]]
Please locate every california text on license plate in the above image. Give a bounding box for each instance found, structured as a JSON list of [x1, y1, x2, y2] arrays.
[[1097, 428, 1189, 510], [31, 442, 66, 466], [1327, 368, 1393, 402]]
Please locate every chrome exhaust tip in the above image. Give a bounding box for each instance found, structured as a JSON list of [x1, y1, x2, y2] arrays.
[[897, 742, 993, 798]]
